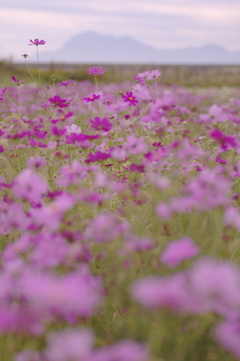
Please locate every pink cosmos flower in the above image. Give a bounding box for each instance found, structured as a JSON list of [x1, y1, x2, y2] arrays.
[[124, 135, 148, 155], [15, 350, 41, 361], [45, 328, 94, 361], [101, 93, 115, 106], [0, 87, 7, 100], [58, 79, 73, 86], [51, 111, 73, 124], [122, 91, 139, 106], [137, 70, 161, 80], [85, 340, 149, 361], [88, 66, 105, 76], [12, 169, 48, 205], [90, 117, 112, 132], [224, 206, 240, 231], [189, 258, 240, 315], [21, 53, 29, 59], [214, 321, 240, 359], [84, 212, 129, 243], [131, 273, 197, 312], [30, 193, 75, 231], [11, 76, 25, 86], [26, 156, 46, 169], [134, 75, 145, 86], [49, 95, 69, 108], [29, 38, 46, 45], [145, 69, 161, 80], [83, 94, 100, 102], [199, 104, 227, 123], [160, 237, 200, 267]]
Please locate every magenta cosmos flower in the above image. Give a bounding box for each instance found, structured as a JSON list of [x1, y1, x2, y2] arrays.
[[29, 38, 46, 45], [122, 91, 139, 106], [49, 95, 69, 108], [88, 66, 105, 76], [90, 117, 112, 132], [83, 94, 100, 102]]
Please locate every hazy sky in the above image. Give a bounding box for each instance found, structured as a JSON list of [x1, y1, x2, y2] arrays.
[[1, 0, 240, 61]]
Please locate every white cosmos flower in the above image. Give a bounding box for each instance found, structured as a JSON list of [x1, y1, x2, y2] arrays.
[[66, 124, 81, 134]]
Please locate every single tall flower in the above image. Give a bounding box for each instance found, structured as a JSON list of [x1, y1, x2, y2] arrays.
[[29, 39, 46, 46], [88, 66, 105, 76], [122, 91, 139, 106]]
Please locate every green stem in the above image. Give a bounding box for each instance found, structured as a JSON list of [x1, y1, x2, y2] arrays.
[[94, 74, 98, 93], [36, 45, 41, 85], [25, 59, 37, 85], [5, 95, 18, 109]]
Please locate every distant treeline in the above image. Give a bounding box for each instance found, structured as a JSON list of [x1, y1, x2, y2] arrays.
[[1, 60, 240, 87]]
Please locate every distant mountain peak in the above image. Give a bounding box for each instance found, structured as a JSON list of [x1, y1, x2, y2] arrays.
[[38, 32, 240, 64]]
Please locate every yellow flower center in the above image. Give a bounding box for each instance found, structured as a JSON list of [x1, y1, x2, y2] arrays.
[[90, 96, 94, 99], [129, 97, 133, 100]]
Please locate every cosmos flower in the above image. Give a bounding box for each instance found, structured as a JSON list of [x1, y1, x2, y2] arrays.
[[58, 79, 73, 86], [49, 95, 69, 108], [88, 66, 105, 76], [11, 76, 25, 86], [160, 237, 200, 267], [29, 39, 46, 46], [83, 94, 100, 102], [122, 91, 139, 106], [90, 117, 112, 132]]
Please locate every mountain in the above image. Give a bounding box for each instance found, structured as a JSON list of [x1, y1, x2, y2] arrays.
[[38, 32, 240, 64]]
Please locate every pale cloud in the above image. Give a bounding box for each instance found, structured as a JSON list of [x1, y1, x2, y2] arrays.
[[0, 9, 75, 29], [0, 0, 239, 60]]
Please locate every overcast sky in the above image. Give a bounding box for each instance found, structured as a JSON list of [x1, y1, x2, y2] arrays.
[[1, 0, 240, 61]]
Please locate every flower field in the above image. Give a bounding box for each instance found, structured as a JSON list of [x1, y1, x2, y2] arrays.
[[0, 44, 240, 360]]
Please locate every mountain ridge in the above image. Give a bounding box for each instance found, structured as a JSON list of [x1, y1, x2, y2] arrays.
[[38, 32, 240, 64]]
